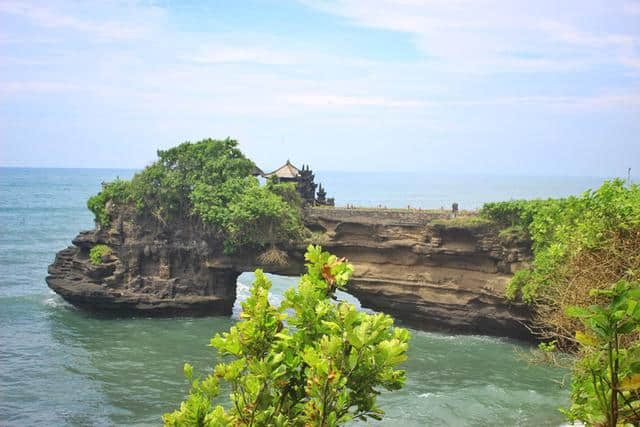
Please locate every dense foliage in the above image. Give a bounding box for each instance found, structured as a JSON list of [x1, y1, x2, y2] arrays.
[[563, 281, 640, 426], [89, 244, 111, 265], [87, 179, 133, 227], [483, 181, 640, 425], [164, 246, 410, 426], [87, 139, 304, 253], [483, 179, 640, 307]]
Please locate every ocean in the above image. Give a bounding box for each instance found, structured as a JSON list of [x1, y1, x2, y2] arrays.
[[0, 167, 608, 426]]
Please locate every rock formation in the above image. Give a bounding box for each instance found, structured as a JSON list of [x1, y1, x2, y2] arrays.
[[304, 209, 532, 340], [47, 208, 533, 340]]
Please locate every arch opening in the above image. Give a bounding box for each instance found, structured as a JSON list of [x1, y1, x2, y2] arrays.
[[232, 272, 366, 319]]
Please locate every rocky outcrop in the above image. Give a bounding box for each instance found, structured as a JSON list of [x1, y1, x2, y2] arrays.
[[47, 208, 533, 340], [46, 211, 305, 316], [304, 209, 532, 340]]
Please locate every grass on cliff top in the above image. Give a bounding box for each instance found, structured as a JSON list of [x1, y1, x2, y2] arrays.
[[430, 215, 492, 228]]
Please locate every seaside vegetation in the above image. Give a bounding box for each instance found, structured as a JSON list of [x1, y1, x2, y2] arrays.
[[482, 179, 640, 340], [89, 244, 111, 265], [563, 280, 640, 426], [430, 215, 492, 229], [87, 138, 305, 253], [164, 246, 410, 426], [482, 179, 640, 425]]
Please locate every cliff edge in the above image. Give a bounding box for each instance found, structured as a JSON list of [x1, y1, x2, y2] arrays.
[[47, 208, 533, 340], [304, 208, 532, 340]]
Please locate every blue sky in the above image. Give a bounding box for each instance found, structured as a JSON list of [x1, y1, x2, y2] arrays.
[[1, 0, 639, 176]]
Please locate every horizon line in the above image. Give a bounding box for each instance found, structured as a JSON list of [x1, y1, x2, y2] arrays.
[[0, 165, 623, 180]]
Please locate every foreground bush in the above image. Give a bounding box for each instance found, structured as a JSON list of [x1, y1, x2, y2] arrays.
[[164, 246, 410, 426], [87, 138, 304, 253], [563, 281, 640, 426]]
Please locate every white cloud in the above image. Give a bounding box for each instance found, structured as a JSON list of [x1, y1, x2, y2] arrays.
[[622, 57, 640, 69], [299, 0, 640, 72], [285, 94, 426, 108], [181, 46, 298, 65], [537, 20, 634, 49], [469, 94, 640, 111], [0, 0, 162, 41], [624, 2, 640, 15], [179, 41, 380, 68], [284, 92, 640, 112], [0, 81, 80, 93]]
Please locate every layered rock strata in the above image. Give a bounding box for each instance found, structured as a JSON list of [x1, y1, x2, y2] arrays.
[[304, 209, 532, 340], [47, 208, 533, 339]]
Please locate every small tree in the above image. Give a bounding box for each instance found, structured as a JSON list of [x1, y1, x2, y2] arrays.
[[164, 246, 410, 426]]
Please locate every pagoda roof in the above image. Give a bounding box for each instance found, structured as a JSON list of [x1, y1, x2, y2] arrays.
[[264, 160, 301, 179]]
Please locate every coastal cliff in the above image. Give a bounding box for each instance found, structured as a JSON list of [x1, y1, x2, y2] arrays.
[[46, 208, 306, 316], [304, 209, 532, 339], [47, 208, 533, 339]]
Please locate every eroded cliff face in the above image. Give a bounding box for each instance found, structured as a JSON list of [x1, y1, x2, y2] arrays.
[[303, 209, 533, 340], [46, 209, 305, 316], [47, 208, 533, 339]]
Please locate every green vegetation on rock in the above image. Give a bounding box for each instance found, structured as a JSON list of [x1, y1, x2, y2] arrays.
[[86, 138, 304, 253], [89, 244, 111, 265], [484, 180, 640, 426], [484, 179, 640, 307], [87, 179, 132, 227], [430, 215, 492, 229], [497, 225, 529, 244], [163, 246, 410, 426]]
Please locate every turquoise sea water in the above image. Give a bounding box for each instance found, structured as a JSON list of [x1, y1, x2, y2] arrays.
[[0, 168, 608, 426]]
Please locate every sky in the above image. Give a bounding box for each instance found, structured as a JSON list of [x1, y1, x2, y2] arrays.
[[1, 0, 639, 176]]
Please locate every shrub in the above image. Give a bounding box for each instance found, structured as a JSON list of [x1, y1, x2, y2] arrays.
[[163, 246, 410, 426], [505, 269, 531, 300], [89, 244, 111, 265], [256, 248, 289, 266], [562, 281, 640, 426], [87, 179, 132, 227], [493, 180, 640, 349], [498, 225, 529, 244], [482, 199, 531, 227]]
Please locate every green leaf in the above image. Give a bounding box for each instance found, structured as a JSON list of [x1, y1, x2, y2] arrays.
[[183, 363, 194, 381]]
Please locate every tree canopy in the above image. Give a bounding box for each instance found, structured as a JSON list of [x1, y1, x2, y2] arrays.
[[87, 138, 304, 253]]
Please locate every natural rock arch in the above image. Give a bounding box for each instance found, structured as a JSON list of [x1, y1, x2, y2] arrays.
[[47, 207, 534, 340]]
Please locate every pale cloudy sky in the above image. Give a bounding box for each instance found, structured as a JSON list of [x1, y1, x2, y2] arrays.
[[1, 0, 639, 175]]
